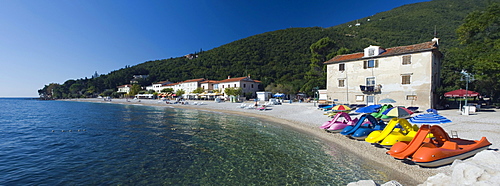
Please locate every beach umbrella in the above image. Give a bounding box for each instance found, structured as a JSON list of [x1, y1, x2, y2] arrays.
[[382, 106, 414, 118], [426, 109, 438, 114], [409, 110, 451, 125], [379, 98, 397, 103], [274, 93, 285, 97], [355, 107, 377, 113], [355, 105, 380, 113], [444, 89, 480, 97], [332, 105, 351, 112]]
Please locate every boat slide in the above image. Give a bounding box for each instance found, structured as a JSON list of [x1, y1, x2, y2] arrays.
[[365, 118, 400, 143], [387, 125, 491, 167], [319, 112, 358, 132], [341, 114, 384, 140]]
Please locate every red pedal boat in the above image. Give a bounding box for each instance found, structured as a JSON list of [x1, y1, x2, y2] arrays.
[[387, 124, 491, 167]]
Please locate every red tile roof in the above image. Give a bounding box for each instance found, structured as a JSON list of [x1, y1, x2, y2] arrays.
[[200, 80, 219, 84], [181, 78, 205, 83], [162, 82, 180, 87], [117, 84, 131, 88], [218, 76, 259, 83], [324, 41, 438, 64]]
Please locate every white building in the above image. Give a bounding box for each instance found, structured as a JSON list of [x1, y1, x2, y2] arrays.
[[178, 78, 205, 93], [324, 38, 442, 109], [217, 76, 261, 97], [117, 84, 132, 94], [146, 80, 172, 92]]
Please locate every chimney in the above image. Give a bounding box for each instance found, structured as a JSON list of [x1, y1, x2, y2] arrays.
[[432, 37, 440, 46], [227, 76, 231, 79]]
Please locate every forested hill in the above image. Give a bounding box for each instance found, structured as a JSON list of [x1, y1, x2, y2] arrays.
[[39, 0, 500, 99]]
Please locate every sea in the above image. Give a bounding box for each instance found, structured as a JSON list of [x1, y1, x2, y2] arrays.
[[0, 98, 393, 185]]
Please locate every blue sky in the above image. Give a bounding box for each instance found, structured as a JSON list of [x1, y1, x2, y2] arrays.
[[0, 0, 429, 97]]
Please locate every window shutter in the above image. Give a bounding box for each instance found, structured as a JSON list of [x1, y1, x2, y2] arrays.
[[363, 61, 367, 69], [375, 60, 379, 68]]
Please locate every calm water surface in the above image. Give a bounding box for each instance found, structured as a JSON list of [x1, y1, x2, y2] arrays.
[[0, 98, 389, 185]]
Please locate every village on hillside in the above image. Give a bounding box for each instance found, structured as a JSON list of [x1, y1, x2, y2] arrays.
[[109, 37, 492, 112]]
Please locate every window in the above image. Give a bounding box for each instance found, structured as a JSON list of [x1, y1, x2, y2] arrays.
[[339, 63, 345, 71], [338, 79, 345, 87], [251, 84, 254, 88], [363, 60, 378, 69], [366, 77, 375, 86], [401, 75, 411, 84], [406, 95, 417, 100], [234, 84, 237, 87], [402, 55, 411, 65], [243, 84, 246, 88], [356, 95, 364, 102], [368, 49, 375, 56]]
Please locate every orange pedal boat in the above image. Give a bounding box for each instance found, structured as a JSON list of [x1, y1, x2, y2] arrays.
[[387, 124, 491, 167]]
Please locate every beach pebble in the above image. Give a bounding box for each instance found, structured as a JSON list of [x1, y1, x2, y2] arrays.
[[347, 180, 377, 186]]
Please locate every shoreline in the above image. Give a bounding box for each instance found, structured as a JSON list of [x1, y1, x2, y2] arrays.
[[63, 98, 500, 185]]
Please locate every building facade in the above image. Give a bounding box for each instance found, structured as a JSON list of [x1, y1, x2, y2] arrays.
[[324, 38, 442, 109], [145, 80, 173, 92], [217, 76, 261, 97], [117, 84, 132, 94]]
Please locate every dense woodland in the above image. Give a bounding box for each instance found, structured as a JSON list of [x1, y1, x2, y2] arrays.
[[39, 0, 500, 104]]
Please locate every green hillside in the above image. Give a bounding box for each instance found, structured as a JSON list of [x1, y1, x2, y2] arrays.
[[39, 0, 500, 101]]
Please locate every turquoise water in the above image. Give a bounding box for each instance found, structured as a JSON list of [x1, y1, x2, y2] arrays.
[[0, 98, 390, 185]]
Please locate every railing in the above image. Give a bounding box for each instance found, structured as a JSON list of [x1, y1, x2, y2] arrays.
[[360, 85, 381, 94]]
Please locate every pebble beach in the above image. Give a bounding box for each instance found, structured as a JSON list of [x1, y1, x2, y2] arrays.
[[68, 98, 500, 185]]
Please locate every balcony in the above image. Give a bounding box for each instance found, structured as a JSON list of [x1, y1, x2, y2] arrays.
[[360, 85, 381, 94]]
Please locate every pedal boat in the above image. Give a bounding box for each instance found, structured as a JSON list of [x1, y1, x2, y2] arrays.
[[319, 112, 358, 133], [340, 114, 386, 140], [365, 118, 422, 148], [387, 124, 491, 167]]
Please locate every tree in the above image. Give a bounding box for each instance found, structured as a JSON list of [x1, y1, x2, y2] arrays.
[[128, 84, 142, 96], [161, 88, 174, 93], [176, 89, 185, 97], [192, 87, 205, 94], [224, 87, 243, 96], [453, 3, 500, 101]]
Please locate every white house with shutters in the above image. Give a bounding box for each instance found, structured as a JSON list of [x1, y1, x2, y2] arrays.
[[324, 38, 442, 109]]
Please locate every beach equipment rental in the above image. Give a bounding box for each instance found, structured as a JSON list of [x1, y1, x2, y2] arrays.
[[325, 105, 352, 116], [355, 104, 381, 113], [332, 105, 351, 111], [382, 107, 414, 118], [409, 112, 451, 125], [340, 114, 386, 140], [379, 98, 396, 103], [387, 125, 491, 167], [319, 112, 359, 133], [365, 118, 421, 148], [371, 104, 393, 118]]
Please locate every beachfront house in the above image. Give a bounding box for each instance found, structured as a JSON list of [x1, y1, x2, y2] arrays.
[[324, 38, 442, 109], [200, 80, 219, 91], [217, 76, 261, 98], [145, 80, 173, 93], [178, 78, 206, 93], [117, 84, 132, 94]]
